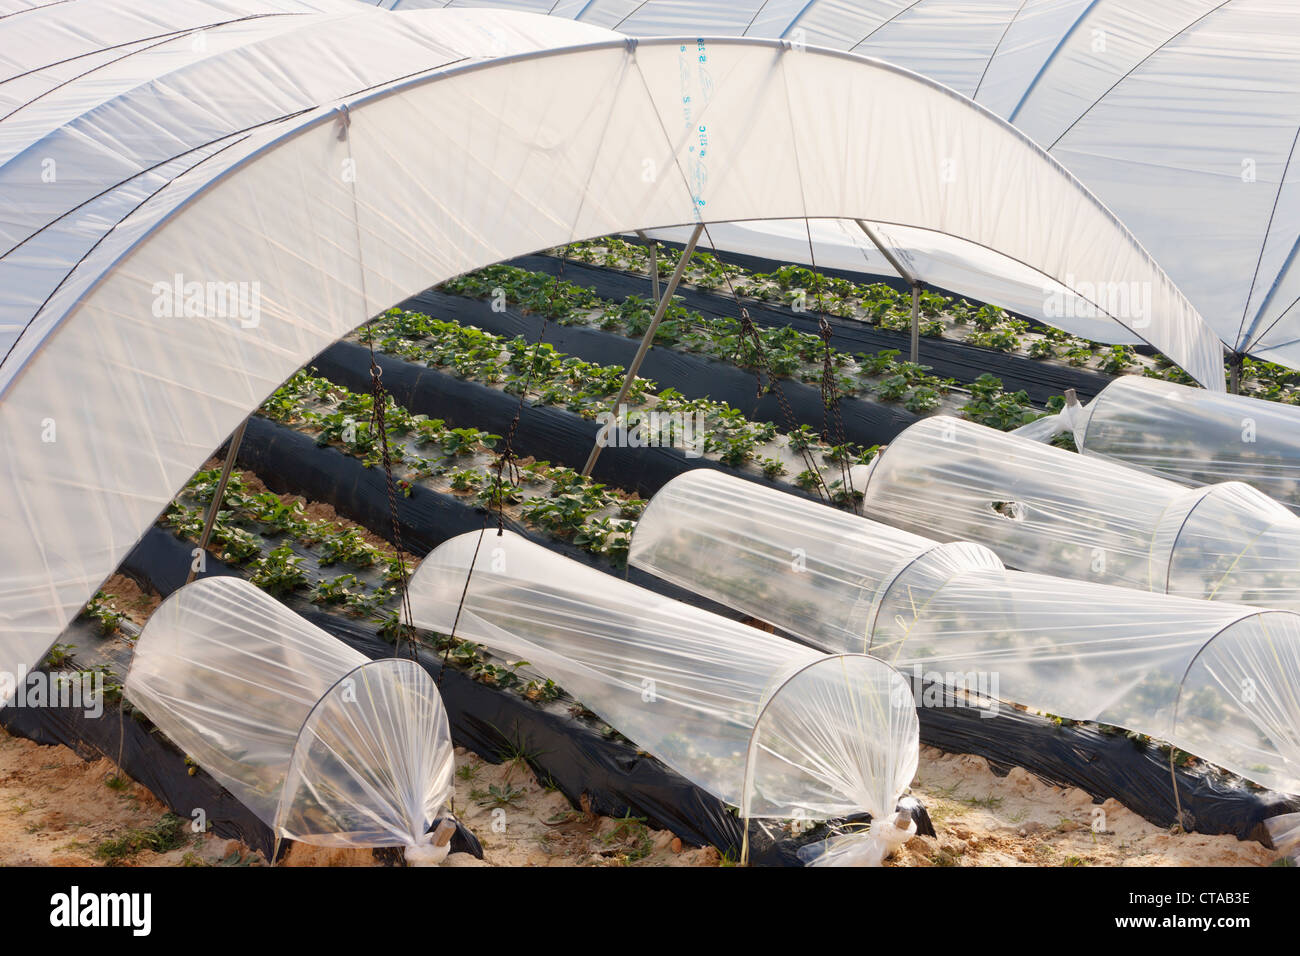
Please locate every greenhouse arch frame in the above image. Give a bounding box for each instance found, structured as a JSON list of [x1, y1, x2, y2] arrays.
[[0, 23, 1226, 704]]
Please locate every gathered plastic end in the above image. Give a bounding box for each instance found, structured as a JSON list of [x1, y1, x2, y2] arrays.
[[1010, 392, 1090, 447], [403, 841, 450, 867], [797, 811, 917, 867], [403, 818, 458, 867], [1263, 812, 1300, 864]]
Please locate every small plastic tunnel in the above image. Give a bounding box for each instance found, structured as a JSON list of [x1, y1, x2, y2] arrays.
[[406, 530, 920, 863], [125, 577, 456, 863], [1072, 375, 1300, 514], [856, 416, 1300, 610], [629, 470, 1300, 796]]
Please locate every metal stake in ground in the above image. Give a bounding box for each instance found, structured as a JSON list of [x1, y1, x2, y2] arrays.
[[581, 222, 705, 478], [187, 418, 248, 585]]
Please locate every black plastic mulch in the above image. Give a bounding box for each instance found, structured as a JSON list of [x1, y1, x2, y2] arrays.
[[394, 287, 919, 449], [309, 340, 823, 501], [494, 253, 1114, 405]]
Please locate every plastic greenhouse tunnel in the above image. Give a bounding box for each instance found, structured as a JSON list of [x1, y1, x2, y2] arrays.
[[855, 416, 1300, 611], [406, 529, 921, 866], [125, 577, 457, 865], [1019, 375, 1300, 515], [0, 3, 1233, 710], [629, 470, 1300, 801]]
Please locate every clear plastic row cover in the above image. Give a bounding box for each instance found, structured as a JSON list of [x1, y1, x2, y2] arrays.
[[630, 471, 1300, 795], [125, 577, 454, 851], [858, 416, 1300, 611], [628, 468, 1003, 655], [1078, 375, 1300, 514], [406, 530, 918, 824]]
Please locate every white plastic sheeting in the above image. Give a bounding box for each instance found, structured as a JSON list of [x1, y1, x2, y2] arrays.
[[1072, 375, 1300, 514], [375, 0, 1300, 370], [0, 1, 614, 360], [407, 529, 919, 854], [0, 7, 1225, 708], [125, 577, 455, 859], [630, 469, 1300, 796], [858, 416, 1300, 612]]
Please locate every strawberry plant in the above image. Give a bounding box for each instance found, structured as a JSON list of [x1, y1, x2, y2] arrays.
[[961, 374, 1037, 430], [319, 528, 379, 568], [442, 426, 498, 456], [448, 468, 483, 493], [1099, 344, 1137, 374], [310, 573, 363, 606], [80, 591, 124, 635], [248, 544, 309, 595]]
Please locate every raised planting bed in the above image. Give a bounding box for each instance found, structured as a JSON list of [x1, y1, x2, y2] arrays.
[[312, 310, 880, 502], [423, 261, 1064, 429], [609, 237, 1300, 404], [506, 250, 1116, 405], [309, 339, 860, 503], [394, 288, 920, 446]]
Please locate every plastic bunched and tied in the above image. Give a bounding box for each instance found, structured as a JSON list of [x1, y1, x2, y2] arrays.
[[859, 415, 1300, 612], [628, 470, 1300, 800], [125, 577, 457, 865], [406, 529, 921, 866]]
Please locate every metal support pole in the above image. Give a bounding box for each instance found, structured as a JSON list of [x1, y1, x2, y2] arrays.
[[856, 219, 923, 363], [187, 418, 248, 584], [636, 230, 661, 306], [854, 219, 919, 286], [910, 281, 921, 364], [581, 223, 704, 478], [1229, 352, 1242, 394]]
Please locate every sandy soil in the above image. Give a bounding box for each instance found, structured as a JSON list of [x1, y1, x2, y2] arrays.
[[0, 726, 714, 867], [897, 747, 1276, 867], [0, 729, 240, 867], [100, 574, 160, 626], [4, 725, 1277, 867], [441, 747, 718, 867]]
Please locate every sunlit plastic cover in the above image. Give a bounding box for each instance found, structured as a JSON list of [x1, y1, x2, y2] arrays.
[[1078, 375, 1300, 515], [628, 468, 1003, 655], [407, 529, 918, 822], [631, 470, 1300, 795], [125, 577, 454, 848], [376, 0, 1300, 370], [859, 416, 1300, 612], [0, 6, 1226, 708]]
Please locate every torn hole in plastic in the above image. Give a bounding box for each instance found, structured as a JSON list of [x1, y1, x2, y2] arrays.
[[991, 500, 1028, 521]]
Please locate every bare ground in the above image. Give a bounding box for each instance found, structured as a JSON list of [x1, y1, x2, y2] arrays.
[[2, 726, 1278, 867]]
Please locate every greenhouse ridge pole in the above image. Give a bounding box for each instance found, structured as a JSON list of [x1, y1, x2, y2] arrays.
[[856, 219, 921, 362], [187, 418, 248, 585], [581, 223, 704, 478]]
